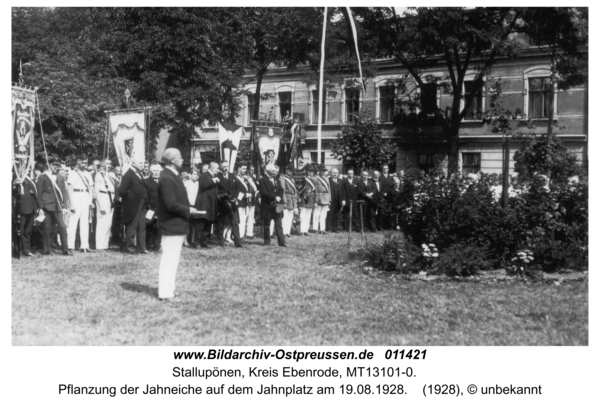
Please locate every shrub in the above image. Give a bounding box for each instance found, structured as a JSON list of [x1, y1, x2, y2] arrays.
[[393, 170, 587, 272], [361, 232, 421, 273], [513, 134, 584, 183], [436, 241, 494, 277], [396, 171, 524, 267], [519, 179, 588, 272]]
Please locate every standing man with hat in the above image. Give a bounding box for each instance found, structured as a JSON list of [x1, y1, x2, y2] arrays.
[[258, 164, 286, 247], [298, 164, 317, 236], [67, 154, 95, 253], [156, 148, 199, 301], [312, 165, 331, 234], [280, 166, 298, 238], [36, 159, 72, 255], [119, 157, 148, 254]]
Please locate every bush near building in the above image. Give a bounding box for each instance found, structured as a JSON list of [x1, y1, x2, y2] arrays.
[[364, 163, 587, 275]]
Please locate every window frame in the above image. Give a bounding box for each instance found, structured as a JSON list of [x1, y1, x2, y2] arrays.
[[310, 88, 327, 125], [378, 85, 396, 123], [461, 77, 486, 121], [523, 66, 558, 120], [461, 152, 481, 177], [275, 84, 295, 121], [344, 87, 361, 123]]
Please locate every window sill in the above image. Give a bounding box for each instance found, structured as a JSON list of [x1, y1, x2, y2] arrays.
[[521, 118, 558, 123]]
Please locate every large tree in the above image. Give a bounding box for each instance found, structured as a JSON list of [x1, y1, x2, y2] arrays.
[[358, 7, 523, 173], [107, 8, 253, 143], [240, 7, 323, 122], [12, 8, 260, 158], [12, 7, 135, 159]]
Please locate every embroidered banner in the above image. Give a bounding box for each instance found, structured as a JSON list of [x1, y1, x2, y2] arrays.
[[11, 86, 36, 180], [255, 125, 282, 168], [109, 111, 145, 173]]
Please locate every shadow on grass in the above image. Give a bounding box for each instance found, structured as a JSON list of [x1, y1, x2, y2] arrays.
[[120, 282, 158, 298]]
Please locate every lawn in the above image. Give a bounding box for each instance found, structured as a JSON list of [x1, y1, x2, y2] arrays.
[[12, 232, 588, 346]]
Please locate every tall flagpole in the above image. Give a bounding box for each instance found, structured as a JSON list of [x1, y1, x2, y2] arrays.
[[317, 7, 328, 165]]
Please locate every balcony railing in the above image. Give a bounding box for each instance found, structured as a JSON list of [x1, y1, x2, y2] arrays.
[[393, 112, 448, 142]]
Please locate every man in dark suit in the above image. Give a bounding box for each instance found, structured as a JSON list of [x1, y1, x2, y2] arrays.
[[326, 168, 343, 233], [387, 176, 403, 230], [216, 160, 242, 247], [118, 157, 148, 254], [369, 170, 386, 231], [110, 165, 123, 247], [381, 164, 393, 191], [36, 160, 72, 255], [13, 172, 41, 256], [145, 163, 162, 251], [341, 169, 360, 232], [356, 170, 376, 232], [156, 148, 199, 301], [258, 164, 286, 247], [194, 162, 221, 248]]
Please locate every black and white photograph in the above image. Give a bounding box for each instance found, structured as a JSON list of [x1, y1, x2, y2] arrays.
[[10, 6, 589, 351]]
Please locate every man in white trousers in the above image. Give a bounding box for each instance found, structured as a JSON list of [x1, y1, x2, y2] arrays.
[[156, 148, 199, 301], [244, 166, 259, 239], [312, 165, 331, 234], [235, 164, 251, 239], [67, 155, 95, 252], [94, 162, 116, 250], [280, 166, 298, 237]]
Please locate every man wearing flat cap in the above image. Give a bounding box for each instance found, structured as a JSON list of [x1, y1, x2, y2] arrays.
[[156, 148, 199, 301], [257, 164, 286, 247]]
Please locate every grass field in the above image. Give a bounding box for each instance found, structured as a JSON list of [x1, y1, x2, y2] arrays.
[[12, 232, 588, 346]]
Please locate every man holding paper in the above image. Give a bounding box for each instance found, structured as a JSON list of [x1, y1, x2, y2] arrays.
[[156, 148, 199, 301]]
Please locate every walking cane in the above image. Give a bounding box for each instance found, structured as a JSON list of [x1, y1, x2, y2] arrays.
[[347, 201, 353, 249]]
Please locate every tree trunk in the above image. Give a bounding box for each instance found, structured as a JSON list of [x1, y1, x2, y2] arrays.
[[547, 56, 556, 144], [446, 124, 460, 174], [253, 68, 266, 121]]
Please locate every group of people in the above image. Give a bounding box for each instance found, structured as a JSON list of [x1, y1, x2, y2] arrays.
[[13, 150, 403, 259], [12, 155, 162, 257], [151, 148, 402, 300]]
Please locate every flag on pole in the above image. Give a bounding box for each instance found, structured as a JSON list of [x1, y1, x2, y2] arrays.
[[12, 85, 36, 181], [342, 7, 365, 93], [218, 122, 244, 172]]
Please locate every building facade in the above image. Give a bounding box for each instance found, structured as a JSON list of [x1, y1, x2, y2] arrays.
[[156, 47, 587, 176]]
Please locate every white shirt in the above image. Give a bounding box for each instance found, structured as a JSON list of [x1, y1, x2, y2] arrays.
[[185, 181, 199, 206]]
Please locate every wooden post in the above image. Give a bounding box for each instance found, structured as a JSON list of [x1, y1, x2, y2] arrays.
[[501, 135, 510, 208], [359, 201, 365, 243], [347, 201, 353, 249]]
